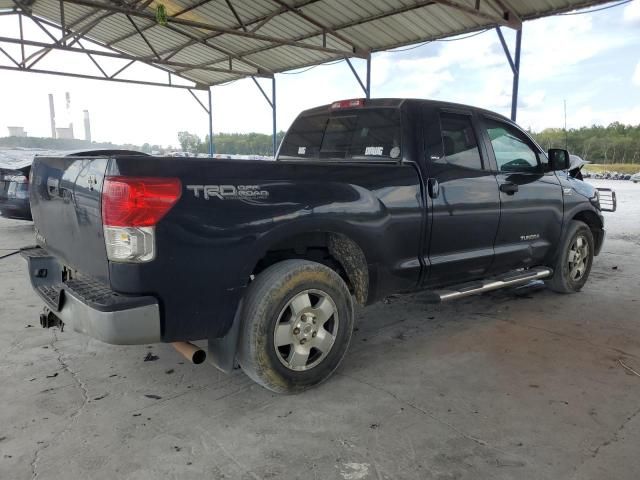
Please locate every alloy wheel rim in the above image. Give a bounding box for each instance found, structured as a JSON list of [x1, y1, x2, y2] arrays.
[[273, 289, 339, 372], [567, 234, 589, 281]]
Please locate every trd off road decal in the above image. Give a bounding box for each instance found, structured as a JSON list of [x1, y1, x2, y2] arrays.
[[186, 184, 269, 200]]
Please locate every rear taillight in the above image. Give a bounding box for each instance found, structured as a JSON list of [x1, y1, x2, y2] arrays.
[[330, 98, 365, 109], [102, 176, 181, 263]]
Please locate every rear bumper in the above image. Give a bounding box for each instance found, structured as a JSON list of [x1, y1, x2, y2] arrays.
[[22, 247, 161, 344]]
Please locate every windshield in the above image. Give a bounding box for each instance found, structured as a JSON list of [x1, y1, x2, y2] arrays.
[[279, 108, 401, 161]]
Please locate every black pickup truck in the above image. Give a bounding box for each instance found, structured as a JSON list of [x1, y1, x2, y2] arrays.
[[22, 98, 615, 393]]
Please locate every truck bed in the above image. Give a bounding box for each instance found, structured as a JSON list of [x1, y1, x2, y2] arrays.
[[29, 154, 424, 341]]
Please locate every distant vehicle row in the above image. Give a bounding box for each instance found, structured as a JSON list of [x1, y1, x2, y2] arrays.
[[584, 171, 640, 181]]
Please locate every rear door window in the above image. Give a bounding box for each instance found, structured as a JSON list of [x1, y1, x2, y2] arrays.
[[438, 113, 484, 170], [279, 108, 401, 161]]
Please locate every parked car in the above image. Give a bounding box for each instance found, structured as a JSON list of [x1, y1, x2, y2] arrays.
[[0, 169, 31, 220], [632, 173, 640, 183], [22, 98, 616, 393]]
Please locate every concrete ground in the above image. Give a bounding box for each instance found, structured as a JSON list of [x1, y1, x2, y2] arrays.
[[1, 179, 639, 480]]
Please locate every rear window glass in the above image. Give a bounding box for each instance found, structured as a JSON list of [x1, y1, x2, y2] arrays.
[[279, 108, 401, 161], [438, 113, 483, 170]]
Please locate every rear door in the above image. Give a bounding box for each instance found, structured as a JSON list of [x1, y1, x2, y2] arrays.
[[422, 107, 501, 286], [478, 116, 563, 273]]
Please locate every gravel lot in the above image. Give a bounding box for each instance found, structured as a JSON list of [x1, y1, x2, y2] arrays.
[[1, 179, 639, 480]]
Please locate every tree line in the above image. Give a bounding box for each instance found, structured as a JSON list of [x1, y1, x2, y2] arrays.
[[3, 122, 638, 163], [529, 122, 640, 164], [178, 131, 286, 156]]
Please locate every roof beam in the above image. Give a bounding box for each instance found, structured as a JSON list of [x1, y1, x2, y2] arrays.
[[14, 0, 146, 70], [126, 14, 160, 59], [431, 0, 516, 28], [106, 0, 323, 73], [249, 8, 280, 33], [8, 10, 217, 85], [225, 0, 246, 31], [0, 63, 207, 89], [0, 35, 272, 77], [60, 0, 365, 58], [109, 59, 135, 79], [106, 0, 214, 46], [489, 0, 522, 29], [0, 46, 21, 67], [268, 0, 365, 53], [106, 0, 321, 48], [186, 1, 439, 73], [77, 38, 108, 77], [161, 23, 274, 73]]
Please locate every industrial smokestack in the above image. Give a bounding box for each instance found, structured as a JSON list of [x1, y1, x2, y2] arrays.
[[48, 94, 56, 139], [83, 110, 92, 142], [65, 92, 74, 139]]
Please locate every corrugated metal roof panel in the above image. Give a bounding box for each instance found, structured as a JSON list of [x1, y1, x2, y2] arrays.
[[8, 0, 615, 86]]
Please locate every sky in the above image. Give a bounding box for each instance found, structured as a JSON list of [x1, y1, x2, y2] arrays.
[[0, 0, 639, 148]]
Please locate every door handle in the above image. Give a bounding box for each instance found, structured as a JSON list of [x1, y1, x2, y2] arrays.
[[428, 178, 439, 198], [499, 182, 519, 195]]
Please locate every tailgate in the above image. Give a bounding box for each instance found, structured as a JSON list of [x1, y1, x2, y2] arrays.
[[30, 156, 110, 282]]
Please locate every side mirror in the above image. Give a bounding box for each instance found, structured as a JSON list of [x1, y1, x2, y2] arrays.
[[548, 148, 570, 171]]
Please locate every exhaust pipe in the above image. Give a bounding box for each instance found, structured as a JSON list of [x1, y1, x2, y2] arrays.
[[171, 342, 206, 365]]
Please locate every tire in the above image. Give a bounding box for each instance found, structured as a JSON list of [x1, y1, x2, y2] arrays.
[[238, 259, 354, 393], [547, 220, 594, 293]]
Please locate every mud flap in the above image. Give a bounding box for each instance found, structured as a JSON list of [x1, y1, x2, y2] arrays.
[[207, 300, 244, 373]]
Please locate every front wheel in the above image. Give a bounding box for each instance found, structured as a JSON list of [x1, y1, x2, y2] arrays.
[[547, 220, 594, 293], [238, 259, 354, 393]]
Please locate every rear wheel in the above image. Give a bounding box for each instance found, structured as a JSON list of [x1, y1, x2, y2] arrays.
[[238, 260, 354, 393], [547, 220, 594, 293]]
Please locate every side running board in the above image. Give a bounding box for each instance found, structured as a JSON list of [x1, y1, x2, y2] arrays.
[[428, 267, 553, 303]]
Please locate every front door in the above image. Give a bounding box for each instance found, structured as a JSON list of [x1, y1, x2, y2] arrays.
[[478, 115, 564, 273], [422, 108, 501, 287]]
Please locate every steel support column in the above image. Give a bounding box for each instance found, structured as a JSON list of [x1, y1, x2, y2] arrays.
[[511, 29, 522, 122], [208, 88, 214, 157], [345, 56, 371, 98], [365, 54, 371, 99], [496, 26, 523, 122], [251, 76, 277, 156], [187, 88, 214, 155]]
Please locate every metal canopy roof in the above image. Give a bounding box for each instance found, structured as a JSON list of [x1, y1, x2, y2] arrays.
[[1, 0, 613, 88]]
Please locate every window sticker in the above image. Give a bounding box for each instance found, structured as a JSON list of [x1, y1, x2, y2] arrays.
[[390, 146, 400, 159], [364, 146, 384, 156], [298, 146, 306, 154]]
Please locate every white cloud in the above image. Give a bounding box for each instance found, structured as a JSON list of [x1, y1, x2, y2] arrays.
[[519, 14, 626, 82], [634, 61, 640, 86], [624, 0, 640, 24]]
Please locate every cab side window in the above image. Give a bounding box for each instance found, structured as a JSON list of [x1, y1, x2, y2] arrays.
[[438, 113, 484, 170], [484, 118, 541, 173]]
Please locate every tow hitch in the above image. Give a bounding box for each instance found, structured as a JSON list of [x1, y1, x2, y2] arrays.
[[40, 308, 64, 331]]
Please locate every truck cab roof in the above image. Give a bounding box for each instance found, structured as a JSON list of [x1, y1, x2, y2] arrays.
[[300, 98, 514, 124]]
